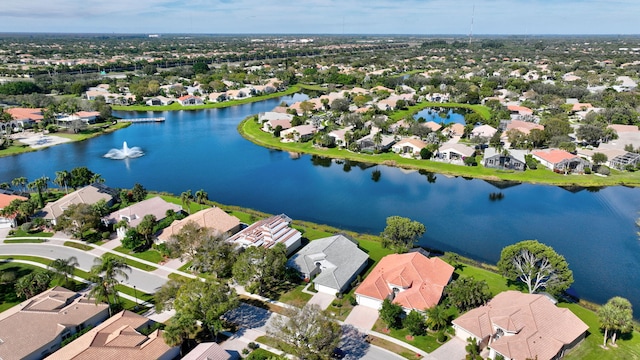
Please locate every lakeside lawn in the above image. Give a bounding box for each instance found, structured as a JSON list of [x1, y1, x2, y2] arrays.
[[239, 116, 640, 187], [111, 85, 313, 112]]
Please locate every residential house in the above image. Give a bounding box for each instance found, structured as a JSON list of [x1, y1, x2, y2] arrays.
[[392, 138, 427, 157], [182, 342, 233, 360], [263, 118, 292, 133], [208, 92, 227, 103], [281, 124, 317, 142], [226, 214, 302, 255], [46, 310, 180, 360], [328, 126, 354, 147], [532, 149, 590, 173], [483, 148, 527, 171], [444, 123, 465, 137], [578, 148, 640, 170], [357, 133, 396, 152], [145, 96, 174, 106], [0, 287, 109, 360], [422, 121, 442, 132], [389, 119, 411, 134], [4, 107, 44, 129], [39, 183, 118, 225], [505, 119, 544, 136], [55, 111, 101, 127], [452, 291, 588, 360], [355, 252, 454, 311], [258, 112, 294, 124], [288, 234, 369, 295], [507, 105, 533, 117], [471, 124, 498, 139], [226, 89, 250, 100], [436, 143, 476, 163], [0, 193, 28, 228], [103, 196, 183, 239], [178, 95, 204, 106], [157, 207, 241, 243]]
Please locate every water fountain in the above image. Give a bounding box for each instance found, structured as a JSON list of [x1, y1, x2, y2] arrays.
[[103, 141, 144, 159]]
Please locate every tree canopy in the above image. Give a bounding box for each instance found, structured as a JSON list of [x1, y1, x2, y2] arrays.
[[380, 216, 426, 252], [598, 296, 633, 347], [232, 243, 289, 297], [497, 240, 573, 295], [444, 277, 492, 312]]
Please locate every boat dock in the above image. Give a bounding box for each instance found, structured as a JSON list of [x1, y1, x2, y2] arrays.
[[119, 117, 165, 123]]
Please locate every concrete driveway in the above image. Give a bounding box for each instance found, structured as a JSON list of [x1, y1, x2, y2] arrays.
[[307, 291, 335, 310], [344, 305, 379, 331], [0, 243, 167, 293], [429, 336, 466, 360]]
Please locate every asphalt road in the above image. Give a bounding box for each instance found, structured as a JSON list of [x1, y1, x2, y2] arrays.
[[0, 243, 167, 293]]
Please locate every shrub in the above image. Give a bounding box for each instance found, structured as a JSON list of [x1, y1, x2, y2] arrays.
[[596, 165, 610, 175], [248, 342, 259, 350], [625, 164, 636, 172], [463, 156, 477, 166], [102, 231, 111, 239], [437, 330, 447, 342], [525, 154, 538, 170], [242, 348, 250, 355], [21, 222, 33, 232], [584, 166, 592, 174], [46, 124, 58, 133], [346, 294, 358, 306]]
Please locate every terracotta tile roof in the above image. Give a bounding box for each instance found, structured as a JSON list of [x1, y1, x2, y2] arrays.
[[571, 103, 593, 111], [157, 207, 240, 242], [46, 310, 179, 360], [423, 121, 442, 132], [40, 184, 117, 221], [395, 138, 427, 150], [5, 107, 44, 122], [608, 124, 639, 133], [74, 111, 100, 118], [0, 287, 109, 360], [507, 105, 534, 115], [506, 120, 544, 135], [355, 253, 454, 310], [0, 193, 27, 208], [182, 342, 231, 360], [453, 291, 588, 360], [447, 123, 466, 136], [532, 149, 577, 164]]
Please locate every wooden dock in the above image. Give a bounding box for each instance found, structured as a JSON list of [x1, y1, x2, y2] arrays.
[[119, 117, 165, 123]]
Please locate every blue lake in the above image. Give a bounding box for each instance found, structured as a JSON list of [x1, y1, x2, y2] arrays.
[[414, 108, 466, 125], [0, 94, 639, 310]]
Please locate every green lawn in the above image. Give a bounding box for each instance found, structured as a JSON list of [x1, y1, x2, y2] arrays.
[[277, 283, 313, 307], [102, 253, 157, 271], [373, 318, 445, 353], [7, 229, 54, 238], [54, 121, 131, 142], [64, 241, 93, 251], [239, 117, 640, 187], [113, 246, 164, 264], [454, 262, 522, 295], [560, 302, 640, 360], [0, 262, 42, 312], [114, 284, 154, 304], [4, 239, 47, 243]]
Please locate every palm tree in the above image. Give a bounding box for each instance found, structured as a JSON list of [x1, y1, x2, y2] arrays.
[[91, 256, 132, 307], [28, 176, 50, 208], [11, 176, 27, 193], [425, 304, 450, 331], [48, 257, 79, 286], [194, 189, 208, 210], [373, 131, 383, 151], [54, 170, 71, 194], [180, 190, 193, 214], [90, 173, 105, 184], [89, 275, 114, 316]]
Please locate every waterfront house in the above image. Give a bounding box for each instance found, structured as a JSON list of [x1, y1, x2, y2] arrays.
[[483, 147, 527, 171], [328, 126, 354, 147], [145, 96, 174, 106], [392, 138, 427, 157], [422, 121, 442, 132], [103, 196, 183, 239], [4, 107, 43, 129], [357, 133, 396, 152], [532, 149, 590, 173], [226, 214, 302, 255], [452, 291, 588, 360], [263, 118, 292, 133], [40, 183, 118, 226], [436, 143, 476, 163], [46, 310, 179, 360], [444, 123, 465, 137], [0, 287, 109, 360], [0, 193, 28, 228], [157, 207, 241, 243], [288, 234, 369, 295], [178, 95, 204, 106], [355, 252, 454, 311], [280, 124, 317, 142]]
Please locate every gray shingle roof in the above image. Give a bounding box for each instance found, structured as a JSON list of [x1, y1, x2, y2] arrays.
[[288, 235, 368, 293]]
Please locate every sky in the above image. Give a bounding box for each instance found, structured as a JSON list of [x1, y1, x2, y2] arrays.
[[1, 0, 639, 35]]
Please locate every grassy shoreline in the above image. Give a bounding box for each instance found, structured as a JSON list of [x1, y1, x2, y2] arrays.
[[0, 121, 131, 159], [239, 116, 640, 187], [110, 84, 321, 112]]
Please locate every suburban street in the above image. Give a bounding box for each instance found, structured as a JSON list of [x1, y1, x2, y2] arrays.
[[0, 243, 168, 293]]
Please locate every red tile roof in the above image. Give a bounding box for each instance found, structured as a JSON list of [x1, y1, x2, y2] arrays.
[[506, 120, 544, 135], [532, 149, 576, 164], [5, 107, 44, 122], [356, 253, 453, 310], [0, 194, 27, 208], [507, 105, 533, 115], [453, 291, 588, 360]]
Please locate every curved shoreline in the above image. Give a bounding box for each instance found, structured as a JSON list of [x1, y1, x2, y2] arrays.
[[238, 116, 640, 187]]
